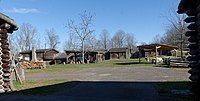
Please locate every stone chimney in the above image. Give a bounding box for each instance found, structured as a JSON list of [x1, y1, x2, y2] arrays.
[[31, 47, 37, 62]]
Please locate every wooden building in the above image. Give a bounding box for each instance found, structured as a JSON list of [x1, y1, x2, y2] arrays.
[[107, 48, 131, 59], [19, 49, 59, 62], [65, 50, 105, 64], [178, 0, 200, 95], [0, 12, 18, 92], [53, 53, 67, 64], [137, 44, 178, 57]]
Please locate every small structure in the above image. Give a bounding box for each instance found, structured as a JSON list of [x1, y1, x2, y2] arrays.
[[53, 52, 67, 64], [19, 48, 59, 62], [0, 12, 18, 92], [94, 49, 106, 63], [65, 50, 82, 64], [177, 0, 200, 95], [65, 50, 105, 64], [107, 48, 131, 59], [137, 44, 178, 57]]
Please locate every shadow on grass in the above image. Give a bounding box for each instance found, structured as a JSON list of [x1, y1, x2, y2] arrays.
[[114, 62, 152, 65], [1, 81, 197, 101], [6, 81, 79, 96]]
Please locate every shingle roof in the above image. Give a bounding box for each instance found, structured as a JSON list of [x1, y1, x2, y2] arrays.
[[137, 44, 178, 50], [109, 48, 128, 53], [54, 53, 66, 59], [20, 49, 59, 54]]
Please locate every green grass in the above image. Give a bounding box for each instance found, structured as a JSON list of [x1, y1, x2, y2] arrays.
[[48, 58, 155, 68], [156, 81, 196, 101], [11, 79, 78, 95], [25, 58, 156, 74]]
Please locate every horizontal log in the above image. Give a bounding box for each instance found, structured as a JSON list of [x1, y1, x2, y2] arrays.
[[0, 71, 3, 75], [1, 54, 10, 59], [0, 75, 3, 79], [189, 75, 199, 81], [187, 44, 198, 49], [3, 87, 11, 92], [1, 58, 10, 62], [0, 80, 3, 85], [185, 31, 197, 36], [189, 50, 198, 55], [188, 68, 199, 74], [3, 68, 11, 72], [188, 36, 198, 42], [188, 62, 199, 68], [1, 49, 10, 54], [185, 17, 196, 23], [0, 85, 4, 89], [3, 78, 11, 82], [187, 23, 197, 30], [0, 29, 7, 34], [3, 73, 11, 77], [186, 10, 197, 16], [2, 63, 10, 68], [187, 56, 199, 61]]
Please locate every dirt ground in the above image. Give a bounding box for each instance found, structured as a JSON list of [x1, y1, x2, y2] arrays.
[[25, 66, 190, 81], [1, 66, 190, 101]]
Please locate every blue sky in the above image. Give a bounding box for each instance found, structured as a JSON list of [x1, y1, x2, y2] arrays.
[[0, 0, 180, 50]]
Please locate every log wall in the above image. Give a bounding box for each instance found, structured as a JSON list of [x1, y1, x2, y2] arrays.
[[0, 13, 18, 93], [178, 0, 200, 95]]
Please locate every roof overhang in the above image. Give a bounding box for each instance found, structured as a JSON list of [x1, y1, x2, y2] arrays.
[[0, 12, 18, 32], [137, 44, 178, 51]]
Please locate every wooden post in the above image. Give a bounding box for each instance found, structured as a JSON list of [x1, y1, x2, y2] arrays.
[[139, 48, 141, 63], [155, 46, 161, 64]]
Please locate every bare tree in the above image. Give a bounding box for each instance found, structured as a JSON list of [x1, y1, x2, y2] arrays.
[[85, 33, 97, 50], [67, 11, 94, 64], [100, 29, 110, 50], [16, 23, 37, 51], [112, 30, 126, 48], [162, 9, 188, 58], [95, 40, 103, 49], [125, 33, 137, 49], [46, 28, 60, 49], [9, 34, 18, 54], [151, 34, 161, 44], [64, 30, 80, 50]]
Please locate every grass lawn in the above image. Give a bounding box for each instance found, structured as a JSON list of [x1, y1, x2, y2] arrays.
[[11, 79, 78, 95], [25, 58, 155, 74], [49, 58, 155, 68]]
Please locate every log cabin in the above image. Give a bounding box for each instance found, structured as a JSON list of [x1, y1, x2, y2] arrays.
[[65, 50, 105, 64], [137, 44, 178, 57], [19, 49, 59, 62], [107, 48, 131, 59]]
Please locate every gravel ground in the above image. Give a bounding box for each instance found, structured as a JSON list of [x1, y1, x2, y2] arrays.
[[1, 66, 190, 101], [26, 66, 190, 82]]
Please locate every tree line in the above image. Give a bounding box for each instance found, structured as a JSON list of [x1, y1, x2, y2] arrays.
[[65, 11, 137, 52], [151, 9, 188, 58], [9, 11, 137, 55], [9, 23, 60, 54]]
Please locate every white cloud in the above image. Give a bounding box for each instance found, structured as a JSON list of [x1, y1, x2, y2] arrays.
[[5, 8, 40, 14]]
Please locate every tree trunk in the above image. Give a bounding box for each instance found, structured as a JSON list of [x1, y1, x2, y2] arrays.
[[82, 40, 85, 64]]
